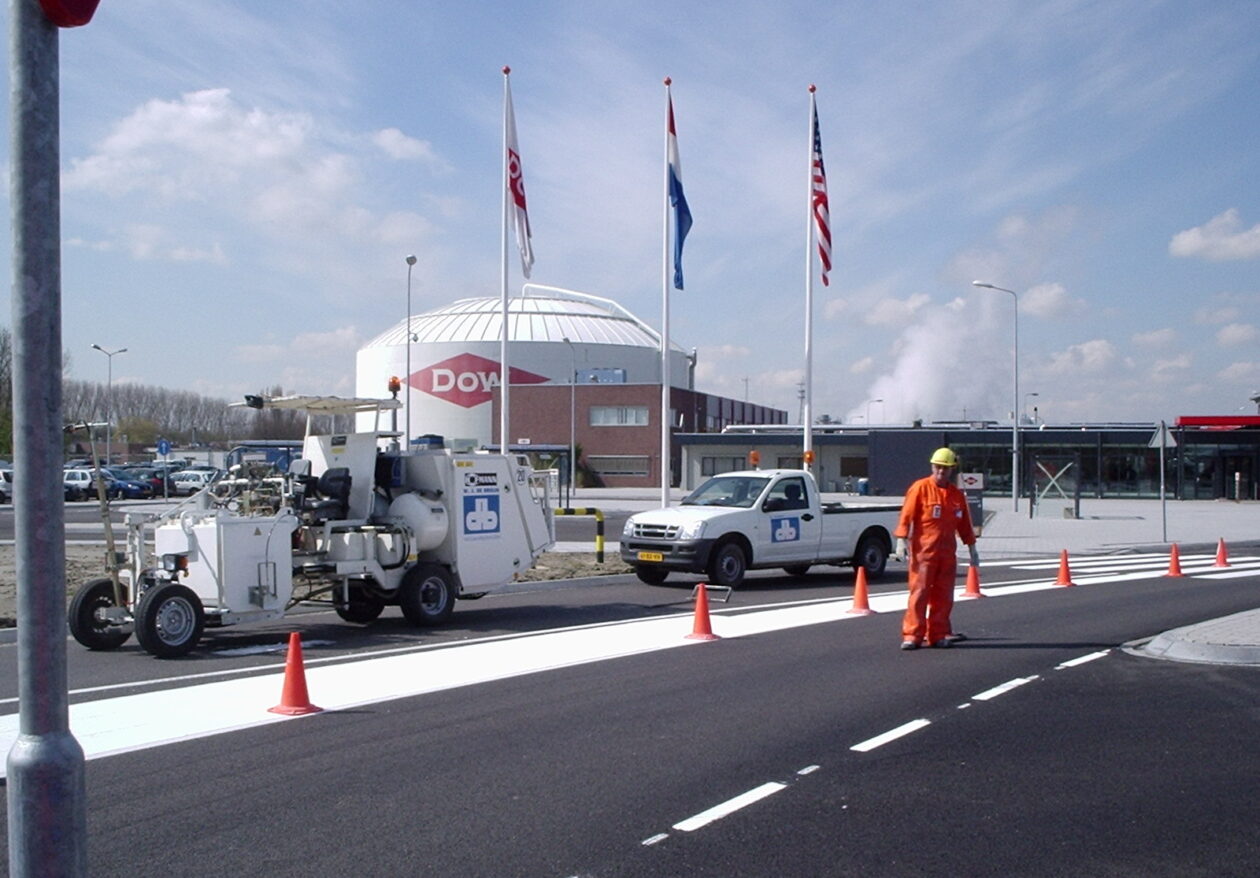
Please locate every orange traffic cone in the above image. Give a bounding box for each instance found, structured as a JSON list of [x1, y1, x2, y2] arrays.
[[959, 564, 986, 599], [848, 566, 875, 615], [269, 632, 322, 715], [1055, 550, 1076, 587], [1165, 544, 1185, 577], [686, 585, 721, 641], [1214, 538, 1230, 568]]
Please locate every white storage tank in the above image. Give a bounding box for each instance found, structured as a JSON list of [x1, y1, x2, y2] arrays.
[[355, 285, 692, 446]]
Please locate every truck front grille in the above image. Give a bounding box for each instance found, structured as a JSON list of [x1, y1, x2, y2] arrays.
[[632, 523, 681, 540]]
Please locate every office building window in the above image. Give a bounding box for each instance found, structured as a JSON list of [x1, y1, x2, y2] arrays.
[[590, 405, 649, 427]]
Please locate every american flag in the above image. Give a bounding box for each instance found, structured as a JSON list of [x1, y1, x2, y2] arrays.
[[811, 104, 831, 286]]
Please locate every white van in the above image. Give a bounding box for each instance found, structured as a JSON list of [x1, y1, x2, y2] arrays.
[[171, 470, 217, 496]]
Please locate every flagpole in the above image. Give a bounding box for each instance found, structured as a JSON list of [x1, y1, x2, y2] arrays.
[[661, 77, 673, 508], [500, 67, 512, 454], [804, 86, 816, 472]]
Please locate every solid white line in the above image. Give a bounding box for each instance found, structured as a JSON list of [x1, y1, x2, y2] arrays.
[[972, 676, 1039, 701], [1056, 650, 1111, 669], [850, 718, 931, 752], [672, 782, 788, 832], [641, 833, 669, 846]]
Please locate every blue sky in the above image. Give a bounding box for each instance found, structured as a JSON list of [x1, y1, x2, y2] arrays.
[[3, 0, 1258, 425]]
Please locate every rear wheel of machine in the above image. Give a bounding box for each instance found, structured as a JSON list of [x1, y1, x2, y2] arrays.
[[334, 586, 385, 624], [707, 542, 747, 588], [635, 565, 669, 585], [68, 578, 131, 650], [399, 564, 456, 627], [134, 583, 204, 658]]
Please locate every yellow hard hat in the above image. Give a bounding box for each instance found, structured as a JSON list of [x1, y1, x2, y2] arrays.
[[930, 447, 959, 467]]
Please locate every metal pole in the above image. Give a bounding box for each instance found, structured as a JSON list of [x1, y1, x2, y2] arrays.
[[405, 254, 416, 448], [973, 282, 1020, 512], [563, 337, 576, 493], [8, 1, 87, 873]]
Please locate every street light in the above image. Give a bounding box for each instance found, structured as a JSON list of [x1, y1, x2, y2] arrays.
[[91, 343, 127, 465], [562, 337, 577, 493], [1024, 391, 1040, 423], [865, 397, 883, 427], [972, 281, 1020, 512], [405, 255, 417, 447]]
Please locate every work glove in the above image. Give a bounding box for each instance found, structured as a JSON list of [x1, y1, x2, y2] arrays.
[[968, 544, 980, 567], [894, 537, 907, 562]]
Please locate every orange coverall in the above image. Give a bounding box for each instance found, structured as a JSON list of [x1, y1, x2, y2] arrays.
[[895, 475, 977, 643]]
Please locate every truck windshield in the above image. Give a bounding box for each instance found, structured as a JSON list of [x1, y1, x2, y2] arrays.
[[681, 476, 769, 508]]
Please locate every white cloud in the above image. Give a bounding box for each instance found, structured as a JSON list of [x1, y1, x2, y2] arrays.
[[1218, 361, 1260, 383], [849, 356, 874, 375], [1194, 305, 1241, 324], [1151, 354, 1191, 380], [1132, 328, 1175, 347], [1169, 209, 1260, 261], [1216, 323, 1258, 347], [372, 128, 442, 164], [1046, 339, 1117, 375], [1021, 282, 1083, 319], [865, 293, 931, 326]]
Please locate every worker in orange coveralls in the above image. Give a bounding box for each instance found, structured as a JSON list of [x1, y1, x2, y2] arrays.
[[892, 447, 978, 650]]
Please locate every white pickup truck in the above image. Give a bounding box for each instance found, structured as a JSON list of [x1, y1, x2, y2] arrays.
[[619, 469, 901, 588]]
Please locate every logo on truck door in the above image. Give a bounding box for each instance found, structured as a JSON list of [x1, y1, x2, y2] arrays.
[[772, 517, 800, 542]]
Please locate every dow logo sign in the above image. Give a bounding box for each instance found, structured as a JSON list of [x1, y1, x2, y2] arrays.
[[412, 352, 548, 409]]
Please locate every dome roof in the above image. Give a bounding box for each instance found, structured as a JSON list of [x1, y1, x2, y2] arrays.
[[363, 285, 669, 349]]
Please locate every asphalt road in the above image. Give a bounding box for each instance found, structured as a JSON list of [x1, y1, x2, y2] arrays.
[[3, 556, 1259, 876]]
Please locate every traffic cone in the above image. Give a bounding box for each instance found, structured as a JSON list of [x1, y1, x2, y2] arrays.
[[848, 566, 875, 615], [1165, 544, 1185, 577], [686, 584, 721, 641], [1214, 538, 1231, 568], [959, 564, 986, 599], [269, 632, 322, 715], [1055, 550, 1076, 587]]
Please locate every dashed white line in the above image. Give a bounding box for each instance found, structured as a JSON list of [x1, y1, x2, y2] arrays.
[[797, 764, 820, 775], [641, 832, 669, 846], [1056, 650, 1111, 669], [972, 675, 1039, 702], [850, 718, 931, 752], [672, 782, 788, 832]]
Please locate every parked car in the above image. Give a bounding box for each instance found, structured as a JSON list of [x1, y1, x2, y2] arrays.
[[101, 468, 154, 500], [120, 467, 170, 496], [0, 469, 11, 503], [63, 468, 101, 500], [171, 469, 219, 496]]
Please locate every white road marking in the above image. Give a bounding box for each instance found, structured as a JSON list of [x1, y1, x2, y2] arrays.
[[641, 833, 669, 846], [797, 764, 820, 775], [1056, 650, 1111, 669], [672, 782, 787, 832], [850, 718, 931, 752], [972, 676, 1039, 701]]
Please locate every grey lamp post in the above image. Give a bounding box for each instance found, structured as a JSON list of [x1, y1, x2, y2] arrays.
[[972, 281, 1020, 511], [865, 397, 883, 426], [1024, 391, 1039, 423], [562, 336, 576, 492], [405, 255, 417, 447], [91, 344, 127, 465]]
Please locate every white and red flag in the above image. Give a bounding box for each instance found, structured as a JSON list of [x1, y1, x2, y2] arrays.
[[504, 70, 533, 278]]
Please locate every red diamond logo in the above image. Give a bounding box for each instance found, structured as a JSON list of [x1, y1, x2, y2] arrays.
[[411, 352, 548, 409]]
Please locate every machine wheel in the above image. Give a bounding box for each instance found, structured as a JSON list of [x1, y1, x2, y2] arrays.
[[707, 541, 747, 589], [334, 586, 386, 624], [634, 565, 669, 585], [854, 533, 889, 580], [782, 564, 811, 577], [67, 578, 131, 650], [134, 583, 204, 658], [399, 564, 456, 627]]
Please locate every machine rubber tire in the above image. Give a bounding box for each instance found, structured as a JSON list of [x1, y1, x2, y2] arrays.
[[782, 564, 811, 577], [634, 565, 669, 585], [134, 583, 204, 658], [67, 577, 131, 650], [334, 587, 386, 624], [707, 542, 747, 588], [854, 533, 889, 580], [399, 563, 456, 627]]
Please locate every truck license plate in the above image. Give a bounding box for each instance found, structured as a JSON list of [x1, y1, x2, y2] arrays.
[[637, 551, 664, 562]]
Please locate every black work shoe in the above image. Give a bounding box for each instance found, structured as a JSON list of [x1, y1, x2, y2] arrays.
[[900, 640, 920, 651], [931, 639, 952, 648], [945, 632, 967, 643]]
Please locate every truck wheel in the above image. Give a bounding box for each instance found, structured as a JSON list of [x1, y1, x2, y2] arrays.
[[782, 564, 811, 577], [854, 534, 888, 580], [707, 542, 747, 588], [68, 578, 131, 650], [635, 566, 669, 585], [400, 563, 456, 627], [334, 587, 385, 624], [134, 583, 204, 658]]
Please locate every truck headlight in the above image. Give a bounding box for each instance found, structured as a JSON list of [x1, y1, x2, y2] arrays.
[[678, 520, 706, 540], [622, 518, 636, 538]]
